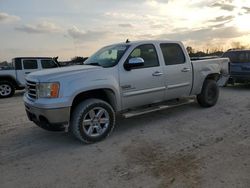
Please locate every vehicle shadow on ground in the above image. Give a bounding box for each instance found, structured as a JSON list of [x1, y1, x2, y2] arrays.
[[114, 102, 200, 136]]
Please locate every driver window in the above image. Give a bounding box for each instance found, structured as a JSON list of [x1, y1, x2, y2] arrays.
[[128, 44, 159, 68]]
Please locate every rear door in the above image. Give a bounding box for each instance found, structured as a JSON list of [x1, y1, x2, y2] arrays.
[[160, 43, 193, 100], [16, 59, 40, 85]]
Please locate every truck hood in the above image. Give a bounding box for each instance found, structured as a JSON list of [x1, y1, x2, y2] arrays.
[[27, 65, 101, 82]]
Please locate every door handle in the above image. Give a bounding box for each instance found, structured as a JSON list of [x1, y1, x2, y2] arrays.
[[152, 71, 163, 76], [181, 68, 191, 72], [25, 72, 30, 74]]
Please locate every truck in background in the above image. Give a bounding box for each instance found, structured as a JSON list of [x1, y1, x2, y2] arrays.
[[222, 50, 250, 85], [0, 57, 60, 98]]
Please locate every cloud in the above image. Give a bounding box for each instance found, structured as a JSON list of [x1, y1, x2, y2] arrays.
[[211, 3, 235, 11], [242, 6, 250, 13], [118, 23, 133, 28], [15, 21, 62, 34], [0, 12, 20, 23], [105, 12, 137, 19], [155, 26, 248, 41], [147, 0, 169, 4], [208, 15, 234, 23], [212, 23, 228, 29], [67, 26, 108, 41], [151, 24, 165, 29]]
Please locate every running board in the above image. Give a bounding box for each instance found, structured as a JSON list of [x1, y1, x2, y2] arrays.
[[122, 99, 195, 118]]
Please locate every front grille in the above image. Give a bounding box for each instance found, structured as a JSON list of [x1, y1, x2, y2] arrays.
[[26, 80, 37, 99]]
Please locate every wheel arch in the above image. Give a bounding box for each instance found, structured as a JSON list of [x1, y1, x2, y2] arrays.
[[70, 88, 118, 116], [205, 73, 221, 81], [0, 76, 19, 88], [198, 73, 220, 94]]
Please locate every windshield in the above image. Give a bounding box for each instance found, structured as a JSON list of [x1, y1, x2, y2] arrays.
[[84, 44, 130, 68]]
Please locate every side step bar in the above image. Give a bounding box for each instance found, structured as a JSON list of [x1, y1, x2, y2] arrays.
[[122, 99, 195, 118]]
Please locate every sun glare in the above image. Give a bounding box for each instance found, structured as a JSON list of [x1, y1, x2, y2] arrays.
[[235, 15, 250, 31]]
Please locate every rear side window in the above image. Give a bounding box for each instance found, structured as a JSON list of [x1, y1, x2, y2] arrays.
[[160, 43, 186, 65], [128, 44, 159, 68], [41, 59, 58, 69], [23, 60, 38, 69], [223, 51, 250, 63]]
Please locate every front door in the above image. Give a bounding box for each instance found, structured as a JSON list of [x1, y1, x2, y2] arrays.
[[119, 44, 165, 109]]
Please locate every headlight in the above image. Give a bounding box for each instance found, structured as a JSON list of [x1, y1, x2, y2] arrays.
[[38, 82, 60, 98]]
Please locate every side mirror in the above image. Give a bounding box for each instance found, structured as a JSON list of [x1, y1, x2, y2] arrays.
[[124, 57, 144, 71]]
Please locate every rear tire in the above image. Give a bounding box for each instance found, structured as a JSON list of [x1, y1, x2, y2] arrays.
[[70, 99, 115, 143], [0, 81, 15, 98], [197, 80, 219, 107]]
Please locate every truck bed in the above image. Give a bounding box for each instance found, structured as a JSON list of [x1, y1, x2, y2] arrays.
[[191, 58, 229, 95]]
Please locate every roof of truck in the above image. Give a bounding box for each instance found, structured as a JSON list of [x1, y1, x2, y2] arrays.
[[12, 57, 53, 60], [114, 39, 182, 46]]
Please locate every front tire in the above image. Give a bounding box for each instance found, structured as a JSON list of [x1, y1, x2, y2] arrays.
[[197, 80, 219, 107], [0, 81, 15, 98], [71, 99, 115, 143]]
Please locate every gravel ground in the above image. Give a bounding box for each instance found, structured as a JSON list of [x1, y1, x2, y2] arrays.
[[1, 85, 250, 188]]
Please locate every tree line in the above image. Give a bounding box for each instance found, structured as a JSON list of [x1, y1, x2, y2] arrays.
[[187, 41, 249, 57]]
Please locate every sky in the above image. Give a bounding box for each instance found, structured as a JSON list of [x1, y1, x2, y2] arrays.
[[0, 0, 250, 61]]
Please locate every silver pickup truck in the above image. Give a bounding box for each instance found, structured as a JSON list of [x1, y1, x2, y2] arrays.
[[24, 40, 229, 143]]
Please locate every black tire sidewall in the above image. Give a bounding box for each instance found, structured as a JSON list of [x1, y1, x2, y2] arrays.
[[0, 81, 15, 98]]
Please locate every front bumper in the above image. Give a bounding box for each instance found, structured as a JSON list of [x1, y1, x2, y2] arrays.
[[24, 95, 70, 125]]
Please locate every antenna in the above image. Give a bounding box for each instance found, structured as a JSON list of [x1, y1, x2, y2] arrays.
[[126, 39, 130, 43]]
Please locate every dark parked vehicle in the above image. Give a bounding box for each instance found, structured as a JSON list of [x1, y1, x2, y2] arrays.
[[222, 50, 250, 85]]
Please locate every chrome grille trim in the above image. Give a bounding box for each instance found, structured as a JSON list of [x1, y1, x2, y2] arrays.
[[26, 80, 37, 99]]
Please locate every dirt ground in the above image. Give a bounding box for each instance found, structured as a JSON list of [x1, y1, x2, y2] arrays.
[[1, 85, 250, 188]]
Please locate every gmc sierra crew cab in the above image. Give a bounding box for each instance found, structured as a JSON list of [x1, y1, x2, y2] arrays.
[[24, 40, 229, 143]]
